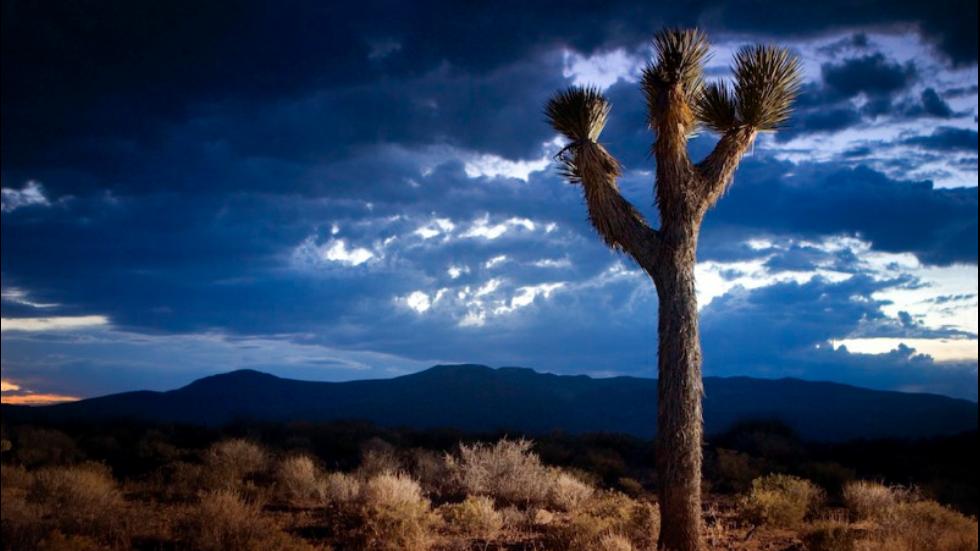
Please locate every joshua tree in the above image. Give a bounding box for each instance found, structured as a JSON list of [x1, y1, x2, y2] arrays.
[[546, 29, 800, 551]]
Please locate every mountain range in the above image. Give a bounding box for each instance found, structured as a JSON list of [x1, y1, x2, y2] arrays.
[[3, 364, 976, 441]]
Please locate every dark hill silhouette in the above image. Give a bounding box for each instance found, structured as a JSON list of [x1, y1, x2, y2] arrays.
[[3, 364, 975, 441]]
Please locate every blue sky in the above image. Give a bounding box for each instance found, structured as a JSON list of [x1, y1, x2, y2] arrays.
[[1, 1, 977, 403]]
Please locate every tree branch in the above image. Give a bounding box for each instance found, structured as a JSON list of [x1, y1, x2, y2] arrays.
[[565, 141, 661, 275], [695, 127, 756, 209]]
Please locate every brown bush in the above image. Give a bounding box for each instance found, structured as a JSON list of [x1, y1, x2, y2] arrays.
[[1, 463, 33, 490], [357, 438, 402, 478], [597, 533, 635, 551], [802, 520, 857, 551], [1, 481, 45, 550], [177, 489, 313, 551], [446, 439, 550, 506], [439, 495, 503, 540], [337, 472, 435, 551], [409, 448, 455, 498], [546, 491, 659, 551], [275, 454, 323, 504], [158, 460, 207, 500], [322, 471, 361, 504], [715, 448, 760, 492], [741, 474, 823, 528], [841, 481, 913, 521], [202, 439, 268, 490], [546, 469, 594, 511], [854, 500, 978, 551], [11, 427, 81, 467], [36, 532, 104, 551], [28, 463, 129, 547]]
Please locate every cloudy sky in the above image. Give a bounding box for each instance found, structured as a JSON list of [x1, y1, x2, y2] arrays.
[[2, 1, 977, 404]]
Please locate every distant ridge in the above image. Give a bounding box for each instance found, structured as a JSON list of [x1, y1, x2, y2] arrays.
[[3, 364, 976, 442]]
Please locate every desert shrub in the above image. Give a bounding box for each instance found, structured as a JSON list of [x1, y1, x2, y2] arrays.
[[546, 491, 659, 551], [11, 427, 81, 467], [597, 533, 635, 551], [546, 469, 594, 511], [36, 532, 104, 551], [801, 461, 856, 494], [202, 439, 267, 490], [1, 483, 45, 550], [409, 448, 455, 498], [714, 448, 760, 492], [854, 500, 978, 551], [357, 438, 402, 478], [1, 463, 34, 490], [439, 495, 503, 540], [616, 477, 645, 498], [159, 461, 206, 500], [28, 463, 129, 546], [498, 505, 531, 531], [741, 474, 823, 527], [322, 471, 361, 504], [842, 481, 909, 521], [802, 520, 857, 551], [178, 489, 313, 551], [447, 438, 553, 506], [275, 454, 322, 504], [336, 472, 435, 551]]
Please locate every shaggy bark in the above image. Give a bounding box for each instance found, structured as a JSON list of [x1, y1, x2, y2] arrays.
[[654, 238, 703, 551]]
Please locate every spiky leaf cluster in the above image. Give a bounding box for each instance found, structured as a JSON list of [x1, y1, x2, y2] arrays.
[[545, 86, 610, 143], [545, 86, 617, 184], [695, 81, 737, 133], [732, 45, 801, 130], [642, 29, 710, 117]]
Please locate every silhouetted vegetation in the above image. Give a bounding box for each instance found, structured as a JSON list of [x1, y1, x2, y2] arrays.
[[1, 418, 976, 549]]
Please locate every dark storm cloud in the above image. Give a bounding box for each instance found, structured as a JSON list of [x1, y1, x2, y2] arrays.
[[777, 50, 927, 140], [4, 0, 977, 187], [821, 54, 917, 99], [794, 107, 864, 134], [702, 159, 978, 266], [902, 127, 979, 152], [917, 88, 956, 118]]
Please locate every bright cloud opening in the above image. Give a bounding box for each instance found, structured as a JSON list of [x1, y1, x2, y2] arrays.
[[1, 180, 50, 213], [403, 291, 432, 313], [1, 315, 110, 332], [831, 338, 979, 362]]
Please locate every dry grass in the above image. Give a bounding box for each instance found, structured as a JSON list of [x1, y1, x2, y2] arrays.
[[740, 474, 823, 528]]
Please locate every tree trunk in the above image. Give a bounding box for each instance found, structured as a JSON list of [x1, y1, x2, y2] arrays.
[[654, 232, 704, 551]]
